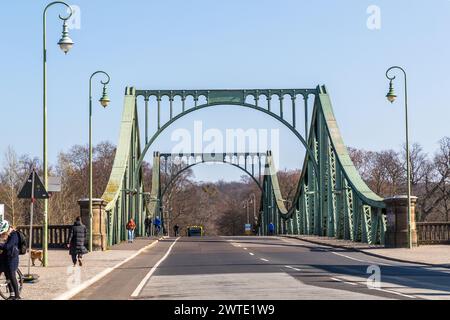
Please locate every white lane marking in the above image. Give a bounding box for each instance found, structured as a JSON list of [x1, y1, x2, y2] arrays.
[[54, 239, 161, 300], [330, 277, 358, 286], [260, 258, 269, 262], [372, 287, 417, 299], [332, 252, 389, 266], [330, 277, 417, 299], [285, 266, 301, 272], [131, 237, 180, 297], [249, 253, 255, 256], [243, 248, 248, 250]]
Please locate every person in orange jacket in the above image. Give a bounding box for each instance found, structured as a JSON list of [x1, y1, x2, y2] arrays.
[[126, 219, 136, 243]]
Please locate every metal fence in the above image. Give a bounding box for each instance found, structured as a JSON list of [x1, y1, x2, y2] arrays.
[[17, 225, 72, 249], [417, 222, 450, 245]]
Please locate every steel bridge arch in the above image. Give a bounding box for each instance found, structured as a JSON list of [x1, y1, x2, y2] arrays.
[[133, 100, 320, 192], [101, 85, 387, 247], [159, 160, 264, 200]]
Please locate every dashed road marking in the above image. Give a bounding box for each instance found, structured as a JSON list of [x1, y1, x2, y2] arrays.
[[285, 266, 301, 272], [330, 277, 358, 286], [330, 277, 417, 299], [332, 252, 390, 266], [260, 258, 269, 262], [249, 253, 255, 256]]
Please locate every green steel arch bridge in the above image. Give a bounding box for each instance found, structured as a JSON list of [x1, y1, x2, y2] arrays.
[[100, 85, 386, 247]]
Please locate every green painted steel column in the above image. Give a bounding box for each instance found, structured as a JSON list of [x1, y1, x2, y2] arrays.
[[144, 96, 149, 145], [304, 95, 308, 142]]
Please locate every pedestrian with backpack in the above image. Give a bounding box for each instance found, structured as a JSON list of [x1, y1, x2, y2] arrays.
[[0, 220, 22, 300], [126, 219, 136, 243], [67, 217, 88, 267]]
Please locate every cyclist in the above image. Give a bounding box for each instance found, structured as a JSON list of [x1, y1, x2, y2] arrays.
[[0, 220, 21, 300]]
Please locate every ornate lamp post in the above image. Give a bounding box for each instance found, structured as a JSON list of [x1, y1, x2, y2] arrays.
[[88, 71, 111, 251], [248, 193, 257, 222], [385, 66, 413, 249], [42, 1, 74, 266]]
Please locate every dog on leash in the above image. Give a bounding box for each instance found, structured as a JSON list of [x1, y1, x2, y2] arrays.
[[30, 250, 43, 266]]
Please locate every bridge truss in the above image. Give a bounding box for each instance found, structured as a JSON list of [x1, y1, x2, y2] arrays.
[[100, 85, 386, 247]]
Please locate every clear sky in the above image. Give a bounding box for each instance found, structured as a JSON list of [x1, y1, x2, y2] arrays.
[[1, 0, 449, 182]]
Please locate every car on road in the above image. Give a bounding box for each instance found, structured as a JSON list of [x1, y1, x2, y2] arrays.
[[187, 226, 204, 237]]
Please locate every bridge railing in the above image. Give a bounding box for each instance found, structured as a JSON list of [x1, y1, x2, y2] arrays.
[[16, 225, 72, 249], [417, 222, 450, 245]]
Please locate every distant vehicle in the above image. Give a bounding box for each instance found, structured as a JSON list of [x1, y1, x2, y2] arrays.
[[187, 226, 204, 237]]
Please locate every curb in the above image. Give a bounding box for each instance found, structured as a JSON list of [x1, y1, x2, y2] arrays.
[[283, 236, 450, 269], [54, 239, 160, 300]]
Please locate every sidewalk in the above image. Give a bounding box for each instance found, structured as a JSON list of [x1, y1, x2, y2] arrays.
[[284, 235, 450, 267], [18, 238, 158, 300]]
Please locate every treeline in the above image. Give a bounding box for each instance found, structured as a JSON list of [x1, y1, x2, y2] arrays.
[[349, 137, 450, 222], [0, 142, 116, 226], [0, 136, 448, 234]]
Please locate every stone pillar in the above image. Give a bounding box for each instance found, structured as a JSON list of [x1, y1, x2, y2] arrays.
[[78, 198, 108, 251], [384, 196, 418, 248]]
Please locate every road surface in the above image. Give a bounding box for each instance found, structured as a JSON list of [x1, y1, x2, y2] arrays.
[[72, 236, 450, 300]]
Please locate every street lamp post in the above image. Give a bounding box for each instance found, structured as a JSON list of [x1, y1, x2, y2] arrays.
[[385, 66, 413, 249], [248, 193, 256, 222], [242, 200, 250, 225], [42, 1, 74, 266], [88, 71, 111, 252]]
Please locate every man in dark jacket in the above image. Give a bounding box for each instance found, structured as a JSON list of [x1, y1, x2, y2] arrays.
[[0, 220, 21, 300], [67, 217, 88, 267], [173, 224, 180, 237], [144, 216, 152, 237]]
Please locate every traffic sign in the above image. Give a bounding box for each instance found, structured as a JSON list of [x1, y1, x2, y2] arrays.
[[18, 170, 49, 200], [0, 204, 4, 221], [245, 224, 252, 235], [48, 176, 62, 193]]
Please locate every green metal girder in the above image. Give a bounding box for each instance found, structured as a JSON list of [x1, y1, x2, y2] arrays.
[[100, 84, 386, 246]]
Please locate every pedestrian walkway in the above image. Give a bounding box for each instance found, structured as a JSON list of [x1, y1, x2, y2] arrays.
[[284, 235, 450, 267], [18, 238, 158, 300]]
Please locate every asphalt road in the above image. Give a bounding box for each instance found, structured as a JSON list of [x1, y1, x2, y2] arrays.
[[72, 236, 450, 300]]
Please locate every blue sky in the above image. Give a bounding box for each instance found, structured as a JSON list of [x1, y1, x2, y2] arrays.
[[0, 0, 449, 182]]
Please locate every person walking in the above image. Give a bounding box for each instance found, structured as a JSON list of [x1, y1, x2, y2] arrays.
[[173, 224, 180, 237], [126, 219, 136, 243], [154, 216, 161, 236], [144, 216, 152, 237], [67, 217, 88, 267], [268, 222, 275, 236], [0, 220, 21, 300]]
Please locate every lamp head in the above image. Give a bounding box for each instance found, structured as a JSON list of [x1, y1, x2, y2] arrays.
[[99, 85, 110, 108], [57, 20, 74, 54], [386, 80, 397, 103]]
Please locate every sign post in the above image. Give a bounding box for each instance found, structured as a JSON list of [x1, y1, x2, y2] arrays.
[[18, 169, 49, 282], [0, 204, 4, 222], [245, 224, 252, 236]]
